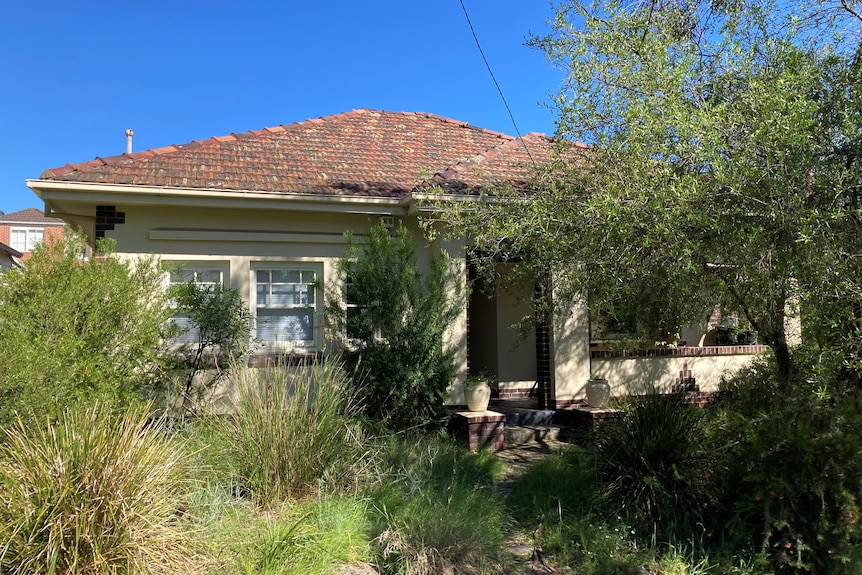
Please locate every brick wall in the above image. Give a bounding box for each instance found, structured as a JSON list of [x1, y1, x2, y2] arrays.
[[0, 223, 65, 260]]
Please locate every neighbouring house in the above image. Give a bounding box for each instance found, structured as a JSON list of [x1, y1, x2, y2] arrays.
[[26, 109, 765, 408], [0, 241, 23, 271], [0, 208, 65, 261]]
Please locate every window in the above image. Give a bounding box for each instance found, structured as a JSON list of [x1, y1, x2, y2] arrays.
[[10, 227, 44, 252], [253, 265, 320, 348], [342, 273, 380, 342], [344, 274, 363, 340], [167, 265, 225, 345]]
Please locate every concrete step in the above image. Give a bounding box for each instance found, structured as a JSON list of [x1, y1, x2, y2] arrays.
[[504, 424, 570, 446], [503, 409, 556, 427], [488, 398, 556, 427]]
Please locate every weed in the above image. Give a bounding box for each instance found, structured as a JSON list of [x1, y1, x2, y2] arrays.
[[367, 436, 507, 574]]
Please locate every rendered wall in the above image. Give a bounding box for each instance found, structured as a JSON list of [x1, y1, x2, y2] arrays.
[[495, 280, 536, 390], [106, 203, 471, 404], [465, 264, 536, 399], [550, 301, 592, 408], [591, 348, 767, 396]]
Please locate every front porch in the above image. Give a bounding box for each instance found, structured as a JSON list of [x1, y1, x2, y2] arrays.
[[451, 376, 738, 451]]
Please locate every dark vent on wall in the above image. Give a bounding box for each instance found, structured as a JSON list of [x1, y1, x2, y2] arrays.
[[95, 205, 125, 239]]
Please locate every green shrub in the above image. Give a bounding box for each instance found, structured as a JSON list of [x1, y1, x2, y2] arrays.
[[0, 403, 196, 575], [715, 349, 862, 573], [366, 436, 506, 575], [168, 275, 254, 410], [592, 394, 718, 543], [0, 231, 172, 425], [205, 357, 362, 505], [326, 224, 462, 431], [507, 447, 773, 575]]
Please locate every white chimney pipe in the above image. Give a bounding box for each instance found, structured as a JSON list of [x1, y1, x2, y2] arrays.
[[125, 129, 134, 154]]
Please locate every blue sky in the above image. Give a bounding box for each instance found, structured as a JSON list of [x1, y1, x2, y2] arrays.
[[0, 1, 564, 214]]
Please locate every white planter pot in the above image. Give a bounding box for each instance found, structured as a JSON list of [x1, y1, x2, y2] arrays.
[[586, 378, 610, 408], [464, 383, 491, 412]]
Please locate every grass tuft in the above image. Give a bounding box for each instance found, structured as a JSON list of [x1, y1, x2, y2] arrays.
[[367, 436, 507, 575], [0, 403, 197, 575], [205, 357, 362, 505], [592, 393, 717, 542]]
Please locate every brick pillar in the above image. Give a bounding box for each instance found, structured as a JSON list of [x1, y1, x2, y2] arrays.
[[535, 282, 552, 410]]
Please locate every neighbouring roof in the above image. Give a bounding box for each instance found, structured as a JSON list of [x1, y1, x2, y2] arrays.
[[0, 241, 22, 258], [39, 109, 557, 197], [0, 208, 63, 225]]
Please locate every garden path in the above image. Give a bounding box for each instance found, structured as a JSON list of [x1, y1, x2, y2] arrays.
[[495, 438, 572, 575]]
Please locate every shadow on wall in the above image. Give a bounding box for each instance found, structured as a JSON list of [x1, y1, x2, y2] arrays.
[[589, 350, 765, 397]]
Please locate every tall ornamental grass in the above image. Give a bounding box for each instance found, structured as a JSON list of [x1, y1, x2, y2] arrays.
[[592, 394, 717, 543], [0, 404, 196, 575], [206, 357, 362, 505]]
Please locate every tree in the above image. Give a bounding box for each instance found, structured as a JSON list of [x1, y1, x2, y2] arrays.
[[168, 278, 253, 410], [325, 224, 462, 431], [440, 0, 862, 393], [0, 231, 173, 425]]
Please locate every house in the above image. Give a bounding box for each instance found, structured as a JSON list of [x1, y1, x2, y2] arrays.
[[0, 208, 64, 260], [0, 242, 23, 271], [26, 109, 765, 408]]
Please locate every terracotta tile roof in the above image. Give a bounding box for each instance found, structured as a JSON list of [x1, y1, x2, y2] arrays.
[[39, 109, 554, 197], [0, 208, 63, 225], [431, 132, 557, 193]]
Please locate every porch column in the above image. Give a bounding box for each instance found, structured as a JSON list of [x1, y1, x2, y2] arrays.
[[549, 299, 592, 408]]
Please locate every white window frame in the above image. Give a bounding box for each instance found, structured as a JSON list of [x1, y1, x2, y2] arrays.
[[342, 271, 384, 344], [251, 263, 322, 351], [165, 262, 230, 346], [10, 227, 44, 252]]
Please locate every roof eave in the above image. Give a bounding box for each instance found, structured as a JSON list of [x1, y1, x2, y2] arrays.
[[26, 180, 413, 215], [0, 242, 23, 258]]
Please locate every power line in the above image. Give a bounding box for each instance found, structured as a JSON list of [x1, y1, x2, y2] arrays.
[[458, 0, 536, 166]]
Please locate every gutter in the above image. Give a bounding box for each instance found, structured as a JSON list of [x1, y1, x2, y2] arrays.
[[26, 180, 412, 212]]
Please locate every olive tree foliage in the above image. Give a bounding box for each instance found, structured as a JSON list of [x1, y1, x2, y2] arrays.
[[0, 230, 173, 425], [325, 224, 462, 431], [438, 0, 862, 392]]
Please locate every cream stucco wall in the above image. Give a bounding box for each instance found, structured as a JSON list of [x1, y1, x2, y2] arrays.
[[36, 187, 766, 409], [106, 202, 472, 403], [590, 351, 765, 396], [432, 233, 469, 402], [466, 264, 536, 396], [550, 301, 592, 405]]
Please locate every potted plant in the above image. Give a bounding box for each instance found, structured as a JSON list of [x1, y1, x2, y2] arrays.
[[463, 373, 493, 412], [586, 374, 611, 409], [736, 329, 758, 345]]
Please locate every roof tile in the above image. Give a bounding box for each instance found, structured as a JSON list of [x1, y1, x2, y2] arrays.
[[0, 207, 63, 224], [40, 109, 559, 197]]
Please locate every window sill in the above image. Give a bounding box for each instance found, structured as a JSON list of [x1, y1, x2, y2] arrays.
[[247, 351, 322, 367]]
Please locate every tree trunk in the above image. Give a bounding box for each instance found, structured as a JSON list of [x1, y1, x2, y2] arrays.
[[773, 337, 793, 395], [746, 306, 794, 395]]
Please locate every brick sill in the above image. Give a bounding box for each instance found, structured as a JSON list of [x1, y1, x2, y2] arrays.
[[590, 344, 769, 359]]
